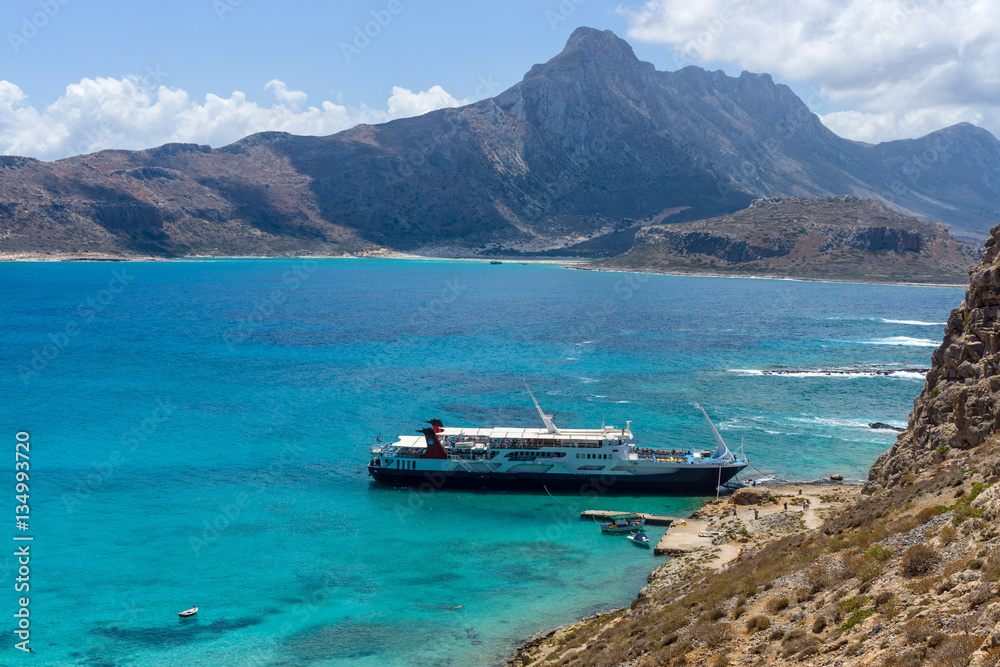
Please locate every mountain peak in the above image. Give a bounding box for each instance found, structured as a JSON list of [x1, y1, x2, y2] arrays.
[[564, 26, 631, 52], [522, 26, 649, 81]]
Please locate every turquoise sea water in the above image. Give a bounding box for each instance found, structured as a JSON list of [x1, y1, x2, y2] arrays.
[[0, 260, 963, 666]]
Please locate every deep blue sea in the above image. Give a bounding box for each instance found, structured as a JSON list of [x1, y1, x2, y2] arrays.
[[0, 260, 963, 666]]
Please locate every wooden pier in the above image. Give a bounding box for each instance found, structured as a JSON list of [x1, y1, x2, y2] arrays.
[[580, 510, 678, 526]]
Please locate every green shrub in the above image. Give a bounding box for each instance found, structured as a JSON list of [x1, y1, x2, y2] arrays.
[[812, 616, 827, 633], [838, 596, 870, 614], [864, 546, 894, 562], [839, 609, 876, 633]]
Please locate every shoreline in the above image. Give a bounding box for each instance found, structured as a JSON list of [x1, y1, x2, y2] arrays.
[[0, 252, 968, 286], [574, 264, 969, 289], [0, 251, 590, 265], [507, 481, 862, 666]]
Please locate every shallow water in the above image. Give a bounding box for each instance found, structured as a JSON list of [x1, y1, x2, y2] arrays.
[[1, 260, 961, 665]]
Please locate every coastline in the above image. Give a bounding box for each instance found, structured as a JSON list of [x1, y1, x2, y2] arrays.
[[0, 250, 589, 265], [0, 251, 967, 286], [507, 482, 863, 666], [574, 264, 970, 289]]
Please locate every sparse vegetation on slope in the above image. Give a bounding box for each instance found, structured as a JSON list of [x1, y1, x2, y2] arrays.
[[510, 222, 1000, 666]]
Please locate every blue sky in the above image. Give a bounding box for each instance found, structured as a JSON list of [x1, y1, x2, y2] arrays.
[[1, 0, 997, 160]]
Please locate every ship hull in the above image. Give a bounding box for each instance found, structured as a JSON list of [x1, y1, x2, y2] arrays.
[[368, 463, 746, 494]]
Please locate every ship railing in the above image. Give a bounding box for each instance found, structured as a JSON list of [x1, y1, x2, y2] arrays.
[[451, 457, 474, 472]]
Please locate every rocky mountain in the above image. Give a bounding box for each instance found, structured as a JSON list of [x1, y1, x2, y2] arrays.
[[592, 196, 983, 284], [509, 224, 1000, 666], [1, 27, 1000, 259]]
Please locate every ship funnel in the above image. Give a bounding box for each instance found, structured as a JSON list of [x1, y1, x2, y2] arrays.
[[522, 379, 560, 434], [418, 427, 447, 459]]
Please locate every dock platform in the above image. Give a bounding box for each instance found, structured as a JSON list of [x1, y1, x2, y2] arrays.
[[580, 510, 678, 527]]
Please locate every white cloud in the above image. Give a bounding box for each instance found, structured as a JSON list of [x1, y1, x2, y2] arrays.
[[622, 0, 1000, 142], [0, 77, 472, 161], [387, 85, 466, 118]]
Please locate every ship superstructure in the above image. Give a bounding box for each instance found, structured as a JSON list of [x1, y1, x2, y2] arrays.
[[368, 391, 748, 493]]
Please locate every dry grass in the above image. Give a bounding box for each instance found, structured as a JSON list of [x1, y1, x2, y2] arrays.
[[766, 596, 790, 614], [745, 615, 771, 633], [901, 544, 938, 577], [902, 617, 936, 644]]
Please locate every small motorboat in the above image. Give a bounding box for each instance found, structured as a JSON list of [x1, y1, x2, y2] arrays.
[[178, 606, 198, 618], [599, 513, 646, 534], [626, 532, 651, 548]]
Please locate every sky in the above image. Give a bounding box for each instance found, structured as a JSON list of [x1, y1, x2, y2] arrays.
[[0, 0, 997, 161]]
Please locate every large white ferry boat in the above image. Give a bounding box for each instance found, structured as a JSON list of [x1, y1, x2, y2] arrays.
[[368, 389, 748, 493]]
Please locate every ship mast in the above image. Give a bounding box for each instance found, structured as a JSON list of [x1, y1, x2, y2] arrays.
[[696, 402, 732, 460], [522, 379, 560, 434]]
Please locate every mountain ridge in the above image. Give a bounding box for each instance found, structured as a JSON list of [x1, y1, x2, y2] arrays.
[[1, 26, 998, 259]]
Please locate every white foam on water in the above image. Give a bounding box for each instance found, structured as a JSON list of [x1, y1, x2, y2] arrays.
[[876, 318, 945, 326], [788, 415, 874, 430], [728, 368, 925, 379], [860, 336, 939, 347]]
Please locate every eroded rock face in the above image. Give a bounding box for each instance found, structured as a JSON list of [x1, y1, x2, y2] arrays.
[[870, 222, 1000, 487]]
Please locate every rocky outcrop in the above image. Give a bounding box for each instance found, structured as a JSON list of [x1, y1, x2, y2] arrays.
[[595, 196, 982, 284], [870, 222, 1000, 486], [514, 217, 1000, 667]]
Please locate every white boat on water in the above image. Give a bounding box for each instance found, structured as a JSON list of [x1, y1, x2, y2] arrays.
[[368, 387, 748, 493], [178, 607, 198, 618], [626, 532, 651, 547]]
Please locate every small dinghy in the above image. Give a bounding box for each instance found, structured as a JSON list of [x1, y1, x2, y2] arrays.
[[178, 606, 198, 618], [626, 532, 651, 548]]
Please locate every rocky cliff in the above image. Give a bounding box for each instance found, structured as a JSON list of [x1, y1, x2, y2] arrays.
[[512, 227, 1000, 666], [871, 222, 1000, 483], [593, 196, 983, 284], [2, 28, 1000, 259]]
